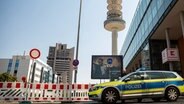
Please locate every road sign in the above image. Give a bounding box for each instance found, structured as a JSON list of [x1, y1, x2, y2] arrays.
[[107, 58, 113, 64], [29, 48, 41, 59], [73, 59, 79, 66]]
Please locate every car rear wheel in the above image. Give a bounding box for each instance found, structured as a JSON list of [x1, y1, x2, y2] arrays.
[[165, 87, 179, 101], [102, 88, 119, 104]]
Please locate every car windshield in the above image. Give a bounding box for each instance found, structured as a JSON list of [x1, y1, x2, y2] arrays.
[[119, 72, 134, 81]]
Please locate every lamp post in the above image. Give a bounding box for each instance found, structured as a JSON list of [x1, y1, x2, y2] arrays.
[[74, 0, 82, 83]]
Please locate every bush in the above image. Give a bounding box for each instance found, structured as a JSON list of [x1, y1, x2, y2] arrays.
[[0, 73, 17, 82]]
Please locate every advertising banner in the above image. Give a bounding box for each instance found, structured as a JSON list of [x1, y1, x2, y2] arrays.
[[91, 55, 123, 79]]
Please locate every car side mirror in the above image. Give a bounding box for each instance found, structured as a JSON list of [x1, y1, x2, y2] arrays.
[[124, 78, 130, 82], [140, 75, 144, 80], [141, 76, 144, 80]]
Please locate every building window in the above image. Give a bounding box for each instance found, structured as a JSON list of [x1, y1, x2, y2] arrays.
[[7, 59, 13, 73], [15, 59, 19, 70], [40, 67, 44, 83], [13, 59, 19, 77], [13, 70, 17, 76], [31, 62, 36, 83], [43, 71, 49, 83]]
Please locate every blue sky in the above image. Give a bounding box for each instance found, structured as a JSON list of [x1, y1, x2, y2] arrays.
[[0, 0, 139, 83]]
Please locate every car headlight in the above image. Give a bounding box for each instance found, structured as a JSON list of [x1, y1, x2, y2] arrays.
[[90, 86, 104, 91]]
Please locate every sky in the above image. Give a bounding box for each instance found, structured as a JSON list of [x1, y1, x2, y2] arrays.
[[0, 0, 139, 83]]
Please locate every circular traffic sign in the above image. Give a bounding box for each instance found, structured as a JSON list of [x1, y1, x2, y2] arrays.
[[73, 59, 79, 66], [29, 48, 41, 59], [107, 58, 113, 64]]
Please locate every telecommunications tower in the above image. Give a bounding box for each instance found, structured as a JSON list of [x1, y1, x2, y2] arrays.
[[104, 0, 125, 55]]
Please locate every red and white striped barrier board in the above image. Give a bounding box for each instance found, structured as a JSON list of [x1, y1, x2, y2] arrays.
[[0, 82, 94, 102]]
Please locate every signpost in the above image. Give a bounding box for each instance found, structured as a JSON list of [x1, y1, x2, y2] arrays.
[[73, 59, 79, 67], [29, 48, 41, 59], [21, 48, 41, 104], [107, 58, 113, 64]]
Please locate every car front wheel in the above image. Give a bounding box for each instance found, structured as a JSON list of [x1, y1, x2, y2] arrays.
[[102, 88, 119, 104]]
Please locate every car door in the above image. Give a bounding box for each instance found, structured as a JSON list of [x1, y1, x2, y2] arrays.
[[121, 72, 146, 98], [144, 72, 166, 96]]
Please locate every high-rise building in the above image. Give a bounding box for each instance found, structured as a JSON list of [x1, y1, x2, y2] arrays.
[[121, 0, 184, 76], [47, 43, 74, 83], [0, 55, 57, 83]]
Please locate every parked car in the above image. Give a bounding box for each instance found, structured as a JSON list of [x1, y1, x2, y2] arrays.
[[89, 70, 184, 104]]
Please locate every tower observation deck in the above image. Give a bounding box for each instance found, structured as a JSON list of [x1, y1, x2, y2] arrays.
[[104, 0, 125, 55]]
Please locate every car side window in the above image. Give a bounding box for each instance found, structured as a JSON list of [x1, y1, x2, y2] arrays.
[[146, 72, 165, 79], [163, 72, 177, 78], [127, 72, 144, 81]]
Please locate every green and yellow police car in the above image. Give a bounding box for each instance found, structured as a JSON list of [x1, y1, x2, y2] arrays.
[[89, 71, 184, 104]]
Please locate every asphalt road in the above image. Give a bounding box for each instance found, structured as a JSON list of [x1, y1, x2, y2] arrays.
[[75, 97, 184, 104], [1, 97, 184, 104]]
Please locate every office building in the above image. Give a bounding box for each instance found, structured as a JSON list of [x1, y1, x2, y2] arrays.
[[0, 55, 57, 83], [47, 43, 74, 83], [121, 0, 184, 77]]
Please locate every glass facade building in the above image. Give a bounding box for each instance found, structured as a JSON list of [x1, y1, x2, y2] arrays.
[[121, 0, 184, 76]]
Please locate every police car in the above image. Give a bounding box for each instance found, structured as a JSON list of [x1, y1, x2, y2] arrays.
[[89, 70, 184, 104]]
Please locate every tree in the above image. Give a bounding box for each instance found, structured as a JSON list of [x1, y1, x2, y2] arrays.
[[0, 73, 17, 82]]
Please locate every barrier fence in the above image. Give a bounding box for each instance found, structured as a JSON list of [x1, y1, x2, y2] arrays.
[[0, 82, 94, 102]]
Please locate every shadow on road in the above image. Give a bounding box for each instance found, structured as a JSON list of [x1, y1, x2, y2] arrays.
[[77, 99, 171, 104]]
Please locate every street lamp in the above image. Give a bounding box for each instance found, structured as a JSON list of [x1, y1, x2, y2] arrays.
[[74, 0, 82, 83]]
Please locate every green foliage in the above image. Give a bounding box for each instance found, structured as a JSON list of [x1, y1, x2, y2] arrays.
[[0, 73, 17, 82]]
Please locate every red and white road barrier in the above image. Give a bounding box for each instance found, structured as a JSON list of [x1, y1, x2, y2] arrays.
[[0, 82, 94, 102]]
